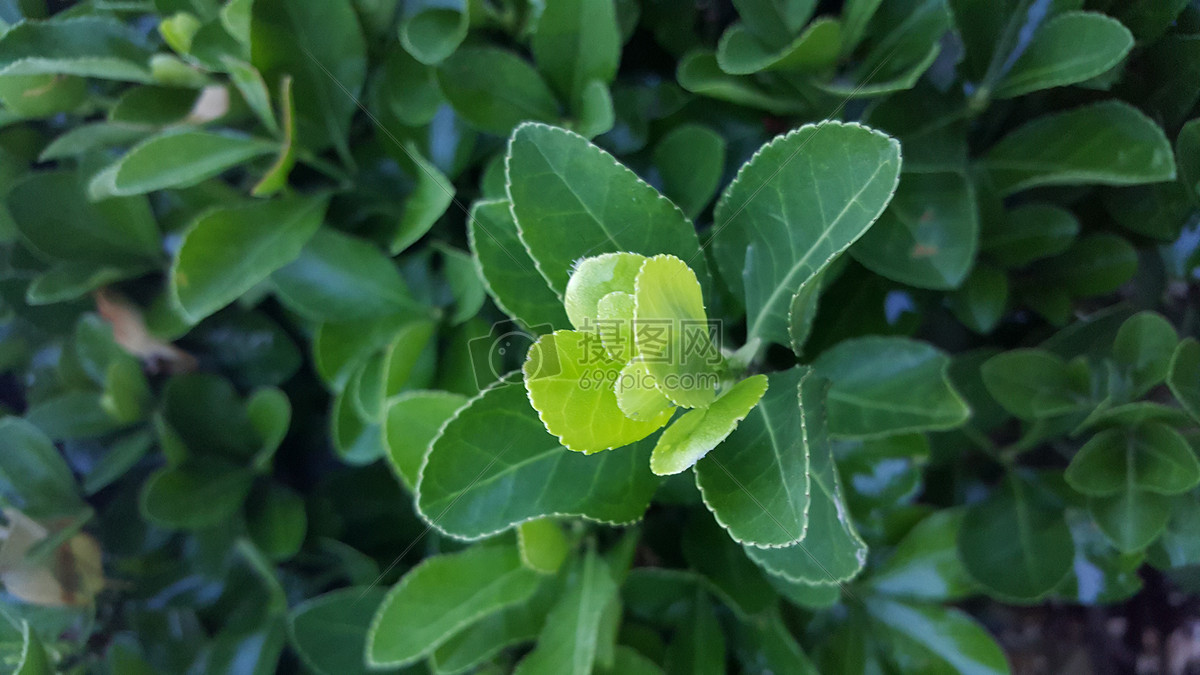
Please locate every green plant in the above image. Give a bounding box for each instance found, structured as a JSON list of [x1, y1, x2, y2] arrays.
[[0, 0, 1198, 673]]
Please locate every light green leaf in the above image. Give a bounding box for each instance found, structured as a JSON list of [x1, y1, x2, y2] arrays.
[[525, 330, 673, 453], [0, 417, 83, 518], [1113, 311, 1178, 396], [514, 548, 618, 675], [0, 17, 153, 82], [506, 123, 707, 295], [251, 75, 296, 197], [531, 0, 621, 107], [289, 587, 385, 675], [564, 252, 647, 330], [384, 390, 467, 490], [980, 349, 1090, 420], [367, 545, 540, 668], [1168, 338, 1200, 422], [417, 377, 661, 539], [616, 358, 675, 422], [695, 368, 809, 547], [597, 292, 637, 363], [93, 129, 276, 198], [850, 170, 978, 290], [712, 121, 901, 345], [1065, 423, 1200, 496], [993, 11, 1133, 99], [652, 124, 726, 220], [251, 0, 366, 158], [634, 254, 720, 408], [272, 228, 422, 323], [14, 621, 51, 675], [468, 199, 569, 331], [957, 473, 1074, 600], [651, 375, 768, 476], [1089, 490, 1172, 553], [982, 101, 1175, 195], [867, 508, 975, 601], [171, 195, 327, 323], [813, 336, 969, 438], [664, 590, 725, 675], [867, 598, 1010, 675], [716, 17, 841, 75], [437, 47, 559, 135], [518, 518, 570, 574]]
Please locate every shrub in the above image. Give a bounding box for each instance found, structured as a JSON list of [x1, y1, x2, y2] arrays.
[[0, 0, 1197, 673]]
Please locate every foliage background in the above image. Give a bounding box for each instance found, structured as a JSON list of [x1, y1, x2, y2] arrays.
[[0, 0, 1198, 673]]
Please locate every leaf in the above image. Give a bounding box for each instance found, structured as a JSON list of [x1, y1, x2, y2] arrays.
[[0, 17, 153, 82], [400, 5, 468, 65], [1088, 490, 1172, 553], [850, 170, 978, 289], [564, 252, 646, 330], [742, 371, 867, 583], [524, 330, 673, 453], [1065, 423, 1200, 496], [384, 390, 467, 491], [416, 377, 661, 539], [712, 121, 901, 346], [982, 101, 1175, 195], [680, 515, 778, 617], [431, 577, 559, 673], [438, 244, 486, 325], [518, 519, 570, 574], [695, 368, 809, 547], [506, 123, 707, 296], [650, 375, 769, 476], [866, 598, 1009, 675], [616, 358, 675, 422], [531, 0, 621, 107], [392, 145, 455, 254], [96, 129, 276, 197], [866, 508, 975, 601], [731, 0, 818, 49], [716, 18, 842, 75], [676, 50, 805, 115], [652, 124, 726, 219], [813, 336, 969, 438], [634, 254, 720, 408], [993, 11, 1133, 99], [957, 473, 1074, 600], [251, 0, 366, 158], [468, 199, 570, 331], [980, 349, 1089, 420], [1028, 233, 1138, 298], [731, 610, 820, 675], [271, 228, 422, 323], [170, 195, 327, 323], [1168, 338, 1200, 422], [981, 203, 1079, 269], [1178, 118, 1200, 205], [246, 482, 306, 561], [0, 418, 83, 518], [289, 587, 385, 675], [436, 47, 559, 135], [138, 459, 254, 530], [366, 545, 541, 668], [664, 590, 725, 675], [949, 264, 1009, 334], [252, 76, 297, 197], [8, 171, 160, 267], [1112, 311, 1178, 396], [514, 547, 618, 675], [600, 647, 666, 675]]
